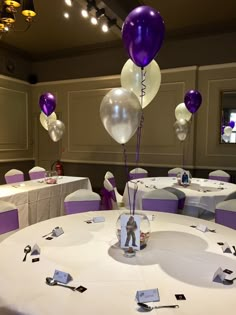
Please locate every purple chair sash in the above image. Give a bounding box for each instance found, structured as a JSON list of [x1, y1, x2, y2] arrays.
[[107, 177, 116, 188], [5, 174, 24, 184], [0, 209, 19, 234], [142, 199, 178, 213], [215, 209, 236, 230], [100, 188, 116, 210], [168, 173, 177, 177], [29, 171, 46, 180], [129, 173, 147, 180], [64, 200, 101, 215], [209, 175, 230, 182], [178, 197, 186, 210]]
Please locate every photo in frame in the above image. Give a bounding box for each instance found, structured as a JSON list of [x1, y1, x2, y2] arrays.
[[120, 214, 141, 250]]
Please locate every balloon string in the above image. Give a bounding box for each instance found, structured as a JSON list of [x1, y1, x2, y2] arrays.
[[122, 144, 132, 215]]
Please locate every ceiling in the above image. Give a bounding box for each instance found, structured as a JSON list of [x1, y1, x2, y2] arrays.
[[0, 0, 236, 61]]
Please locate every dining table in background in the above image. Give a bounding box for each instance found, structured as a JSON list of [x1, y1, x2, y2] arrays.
[[0, 176, 92, 228], [123, 177, 236, 216], [0, 210, 236, 315]]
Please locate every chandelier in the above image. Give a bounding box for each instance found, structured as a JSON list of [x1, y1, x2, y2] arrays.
[[0, 0, 36, 33]]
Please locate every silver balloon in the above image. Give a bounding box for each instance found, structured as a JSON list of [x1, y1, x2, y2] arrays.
[[48, 120, 65, 142], [40, 111, 57, 130], [222, 134, 230, 143], [100, 88, 142, 144], [173, 118, 190, 141]]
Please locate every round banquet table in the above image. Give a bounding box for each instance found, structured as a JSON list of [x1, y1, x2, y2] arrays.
[[123, 177, 236, 215], [0, 211, 236, 315]]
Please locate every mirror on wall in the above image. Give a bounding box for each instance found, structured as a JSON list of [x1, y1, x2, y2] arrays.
[[220, 91, 236, 143]]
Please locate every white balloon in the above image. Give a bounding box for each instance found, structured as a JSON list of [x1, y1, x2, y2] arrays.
[[121, 59, 161, 109], [173, 119, 190, 142], [100, 88, 142, 144], [48, 120, 65, 142], [175, 102, 192, 122], [40, 112, 57, 130], [224, 126, 233, 136]]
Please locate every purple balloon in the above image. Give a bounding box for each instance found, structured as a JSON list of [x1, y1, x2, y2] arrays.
[[39, 93, 56, 117], [229, 121, 235, 129], [184, 90, 202, 114], [122, 6, 165, 68]]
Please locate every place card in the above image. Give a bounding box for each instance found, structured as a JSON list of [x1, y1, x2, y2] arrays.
[[52, 227, 64, 237], [212, 267, 226, 283], [222, 242, 232, 253], [196, 224, 208, 233], [136, 288, 160, 303], [93, 216, 105, 223], [53, 270, 72, 284], [31, 243, 41, 255]]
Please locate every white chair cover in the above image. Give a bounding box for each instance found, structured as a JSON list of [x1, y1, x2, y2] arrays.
[[4, 169, 24, 184], [129, 168, 148, 180], [64, 189, 101, 214], [208, 170, 230, 182], [29, 166, 46, 180], [142, 189, 178, 213], [168, 167, 183, 177], [215, 199, 236, 229], [102, 178, 119, 210], [104, 171, 123, 205]]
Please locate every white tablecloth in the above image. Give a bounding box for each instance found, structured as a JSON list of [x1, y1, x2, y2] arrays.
[[0, 211, 236, 315], [123, 177, 236, 214], [0, 176, 92, 228]]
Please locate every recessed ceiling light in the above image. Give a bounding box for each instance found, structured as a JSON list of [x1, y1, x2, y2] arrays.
[[64, 12, 70, 19], [81, 9, 88, 18], [90, 17, 98, 25], [101, 24, 108, 32], [65, 0, 72, 6]]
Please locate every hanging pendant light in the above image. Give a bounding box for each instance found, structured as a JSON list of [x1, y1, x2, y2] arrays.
[[4, 0, 21, 8], [1, 5, 15, 24], [21, 0, 36, 21]]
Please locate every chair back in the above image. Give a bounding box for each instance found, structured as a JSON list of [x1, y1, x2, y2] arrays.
[[101, 179, 118, 210], [163, 187, 186, 210], [224, 191, 236, 201], [168, 167, 183, 177], [215, 199, 236, 229], [104, 171, 123, 205], [64, 189, 101, 215], [0, 201, 19, 235], [208, 170, 230, 182], [29, 166, 46, 180], [5, 169, 24, 184], [129, 168, 148, 180], [142, 189, 178, 213]]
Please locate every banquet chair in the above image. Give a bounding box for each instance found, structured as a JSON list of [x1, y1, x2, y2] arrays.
[[224, 191, 236, 201], [129, 167, 148, 180], [104, 171, 123, 206], [29, 166, 46, 180], [101, 178, 119, 210], [163, 186, 186, 211], [215, 199, 236, 229], [168, 167, 183, 177], [64, 189, 101, 215], [208, 170, 230, 182], [142, 189, 178, 213], [0, 201, 19, 242], [4, 169, 24, 184]]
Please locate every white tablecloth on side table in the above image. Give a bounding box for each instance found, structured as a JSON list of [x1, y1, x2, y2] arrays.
[[0, 176, 92, 227], [123, 177, 236, 214], [0, 211, 236, 315]]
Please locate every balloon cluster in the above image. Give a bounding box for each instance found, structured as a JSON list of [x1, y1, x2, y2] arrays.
[[221, 121, 235, 142], [39, 92, 65, 142], [100, 6, 165, 145], [174, 90, 202, 141]]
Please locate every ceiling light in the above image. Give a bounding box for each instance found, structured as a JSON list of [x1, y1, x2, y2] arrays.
[[81, 9, 88, 18], [64, 0, 72, 6], [90, 16, 98, 25], [63, 12, 69, 19], [101, 23, 108, 33]]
